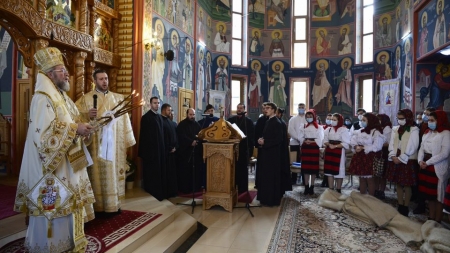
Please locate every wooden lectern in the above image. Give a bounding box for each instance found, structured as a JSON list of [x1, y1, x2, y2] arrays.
[[198, 114, 244, 212]]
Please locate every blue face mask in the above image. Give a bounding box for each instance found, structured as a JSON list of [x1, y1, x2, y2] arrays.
[[306, 118, 313, 123], [298, 108, 305, 115], [360, 121, 367, 128], [422, 114, 429, 122], [428, 122, 437, 130], [326, 119, 332, 125], [345, 120, 352, 125]]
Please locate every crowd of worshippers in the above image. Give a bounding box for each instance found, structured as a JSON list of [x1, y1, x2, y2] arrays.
[[138, 98, 450, 222]]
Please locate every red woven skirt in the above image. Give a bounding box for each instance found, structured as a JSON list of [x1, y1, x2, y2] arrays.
[[301, 142, 320, 174], [444, 183, 450, 212], [324, 146, 342, 176], [418, 153, 439, 200], [385, 149, 417, 186], [348, 150, 379, 176]]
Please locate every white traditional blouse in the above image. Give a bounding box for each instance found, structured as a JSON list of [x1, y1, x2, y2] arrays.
[[350, 128, 384, 154], [298, 123, 324, 147]]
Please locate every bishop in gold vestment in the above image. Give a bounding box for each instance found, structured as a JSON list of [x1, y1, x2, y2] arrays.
[[14, 47, 95, 253], [76, 69, 136, 215]]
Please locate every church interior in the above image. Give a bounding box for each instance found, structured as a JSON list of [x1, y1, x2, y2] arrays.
[[1, 0, 450, 252]]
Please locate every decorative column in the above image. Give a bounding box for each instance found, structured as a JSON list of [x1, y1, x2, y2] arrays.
[[86, 61, 96, 93], [113, 19, 119, 55], [74, 52, 88, 100], [89, 6, 98, 36], [109, 68, 118, 92], [79, 0, 88, 33]]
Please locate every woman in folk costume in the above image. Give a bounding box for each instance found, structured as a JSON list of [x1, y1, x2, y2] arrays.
[[385, 109, 419, 216], [298, 109, 324, 195], [323, 113, 350, 193], [417, 110, 450, 223], [320, 113, 334, 188], [14, 47, 95, 252], [375, 113, 392, 200], [349, 113, 384, 196]]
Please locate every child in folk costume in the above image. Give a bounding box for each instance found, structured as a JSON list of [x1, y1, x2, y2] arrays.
[[386, 109, 419, 217], [417, 110, 450, 223], [375, 114, 392, 200], [323, 113, 350, 193], [349, 113, 384, 196], [298, 109, 324, 195]]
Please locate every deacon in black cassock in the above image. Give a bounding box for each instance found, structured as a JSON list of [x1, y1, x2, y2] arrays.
[[276, 108, 293, 192], [138, 97, 167, 201], [254, 102, 268, 188], [198, 104, 219, 129], [227, 103, 255, 193], [161, 103, 178, 198], [257, 103, 291, 206], [176, 108, 203, 193]]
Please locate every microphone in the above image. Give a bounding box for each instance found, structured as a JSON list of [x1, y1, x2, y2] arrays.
[[93, 94, 98, 109], [237, 111, 247, 116], [201, 113, 213, 117]]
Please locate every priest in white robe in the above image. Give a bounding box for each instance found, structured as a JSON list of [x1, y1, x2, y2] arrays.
[[76, 69, 136, 217], [14, 47, 95, 253]]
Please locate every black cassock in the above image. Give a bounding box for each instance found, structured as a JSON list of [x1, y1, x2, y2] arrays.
[[138, 110, 167, 201], [254, 116, 268, 188], [176, 118, 203, 193], [279, 118, 293, 192], [227, 115, 255, 193], [257, 116, 291, 206], [162, 116, 179, 198]]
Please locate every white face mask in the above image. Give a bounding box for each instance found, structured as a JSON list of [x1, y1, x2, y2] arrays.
[[331, 120, 338, 127], [325, 119, 332, 125], [357, 115, 363, 120], [398, 119, 406, 126]]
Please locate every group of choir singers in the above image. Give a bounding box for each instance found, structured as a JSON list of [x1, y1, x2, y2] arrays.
[[139, 99, 450, 223]]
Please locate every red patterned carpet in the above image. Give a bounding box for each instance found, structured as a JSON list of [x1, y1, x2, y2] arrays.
[[0, 210, 162, 253], [0, 184, 20, 220]]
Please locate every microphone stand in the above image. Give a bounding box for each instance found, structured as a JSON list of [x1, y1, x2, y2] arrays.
[[176, 114, 208, 214], [234, 112, 261, 217]]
